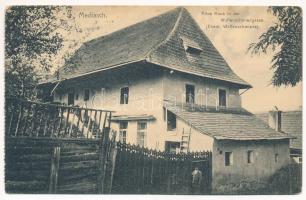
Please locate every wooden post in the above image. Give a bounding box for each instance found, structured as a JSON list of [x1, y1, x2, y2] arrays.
[[97, 127, 110, 193], [49, 146, 61, 193], [109, 143, 118, 194]]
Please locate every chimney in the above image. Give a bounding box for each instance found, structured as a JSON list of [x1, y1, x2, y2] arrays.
[[268, 106, 282, 132]]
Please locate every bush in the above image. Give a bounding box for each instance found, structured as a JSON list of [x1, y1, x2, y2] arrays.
[[267, 162, 302, 194], [213, 162, 302, 195]]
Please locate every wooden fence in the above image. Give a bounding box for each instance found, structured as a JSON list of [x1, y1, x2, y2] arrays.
[[6, 98, 112, 139], [5, 98, 212, 194], [111, 143, 212, 194]]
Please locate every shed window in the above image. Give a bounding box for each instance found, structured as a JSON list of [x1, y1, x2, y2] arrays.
[[119, 122, 128, 143], [84, 89, 90, 101], [247, 150, 254, 164], [120, 87, 129, 104], [219, 89, 226, 107], [186, 84, 195, 104], [167, 110, 176, 131], [225, 152, 233, 166], [137, 122, 147, 147]]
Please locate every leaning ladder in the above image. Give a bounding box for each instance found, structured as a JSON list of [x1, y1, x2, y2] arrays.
[[180, 126, 191, 153]]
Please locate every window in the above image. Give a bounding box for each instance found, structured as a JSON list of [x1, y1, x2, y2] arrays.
[[84, 89, 90, 101], [275, 154, 279, 163], [247, 150, 254, 164], [137, 122, 147, 147], [181, 37, 202, 55], [120, 87, 129, 104], [167, 110, 176, 131], [119, 122, 128, 143], [165, 141, 180, 154], [75, 93, 79, 100], [225, 152, 233, 166], [186, 84, 195, 104], [68, 92, 75, 105], [219, 89, 226, 107]]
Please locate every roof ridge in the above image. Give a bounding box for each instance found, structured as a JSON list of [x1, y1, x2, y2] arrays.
[[145, 7, 184, 61], [78, 7, 181, 49]]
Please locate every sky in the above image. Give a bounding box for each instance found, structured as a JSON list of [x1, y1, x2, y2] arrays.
[[58, 6, 302, 113]]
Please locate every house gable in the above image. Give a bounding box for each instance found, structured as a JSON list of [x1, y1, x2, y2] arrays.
[[146, 8, 251, 88]]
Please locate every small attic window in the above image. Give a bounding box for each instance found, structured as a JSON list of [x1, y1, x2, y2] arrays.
[[180, 36, 202, 55]]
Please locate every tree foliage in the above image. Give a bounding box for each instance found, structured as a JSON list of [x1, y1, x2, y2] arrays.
[[248, 6, 302, 87], [5, 6, 76, 99]]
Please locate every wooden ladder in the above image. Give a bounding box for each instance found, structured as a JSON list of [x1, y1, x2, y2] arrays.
[[180, 127, 191, 153]]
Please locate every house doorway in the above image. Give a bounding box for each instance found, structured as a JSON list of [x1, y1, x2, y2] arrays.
[[68, 92, 75, 105]]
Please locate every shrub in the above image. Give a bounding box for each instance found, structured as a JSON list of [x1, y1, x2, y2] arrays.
[[267, 162, 302, 194]]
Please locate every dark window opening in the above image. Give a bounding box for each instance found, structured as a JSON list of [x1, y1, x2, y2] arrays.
[[84, 89, 90, 101], [219, 89, 226, 107], [120, 87, 129, 104], [165, 141, 180, 153], [225, 152, 233, 166], [186, 84, 195, 104], [68, 92, 74, 105], [167, 110, 176, 131], [186, 46, 202, 55], [247, 150, 254, 164], [75, 93, 79, 100], [119, 122, 128, 143]]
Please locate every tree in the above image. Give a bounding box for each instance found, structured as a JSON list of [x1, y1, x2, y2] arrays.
[[5, 6, 77, 99], [248, 7, 302, 87]]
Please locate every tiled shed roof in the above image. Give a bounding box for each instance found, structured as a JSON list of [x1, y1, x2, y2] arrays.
[[256, 111, 302, 150], [41, 7, 251, 88], [164, 101, 292, 141]]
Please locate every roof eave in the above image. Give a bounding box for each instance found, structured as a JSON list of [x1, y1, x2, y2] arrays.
[[147, 59, 252, 89], [37, 59, 145, 86]]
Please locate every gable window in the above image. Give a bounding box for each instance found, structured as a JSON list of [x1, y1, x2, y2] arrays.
[[186, 84, 195, 104], [84, 89, 90, 101], [225, 152, 233, 166], [137, 122, 147, 147], [119, 122, 128, 143], [247, 150, 254, 164], [167, 110, 176, 131], [120, 87, 129, 104], [218, 89, 226, 107]]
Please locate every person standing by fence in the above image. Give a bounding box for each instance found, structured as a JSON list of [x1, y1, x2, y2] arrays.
[[191, 167, 202, 194]]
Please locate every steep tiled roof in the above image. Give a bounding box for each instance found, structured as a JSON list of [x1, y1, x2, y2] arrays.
[[41, 7, 251, 88], [256, 111, 302, 149], [164, 101, 292, 140]]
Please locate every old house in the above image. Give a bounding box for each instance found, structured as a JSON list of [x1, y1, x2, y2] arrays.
[[257, 109, 302, 163], [38, 7, 292, 188]]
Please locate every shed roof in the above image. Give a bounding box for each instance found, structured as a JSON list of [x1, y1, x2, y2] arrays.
[[256, 111, 302, 149], [41, 7, 251, 88], [164, 101, 292, 141]]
